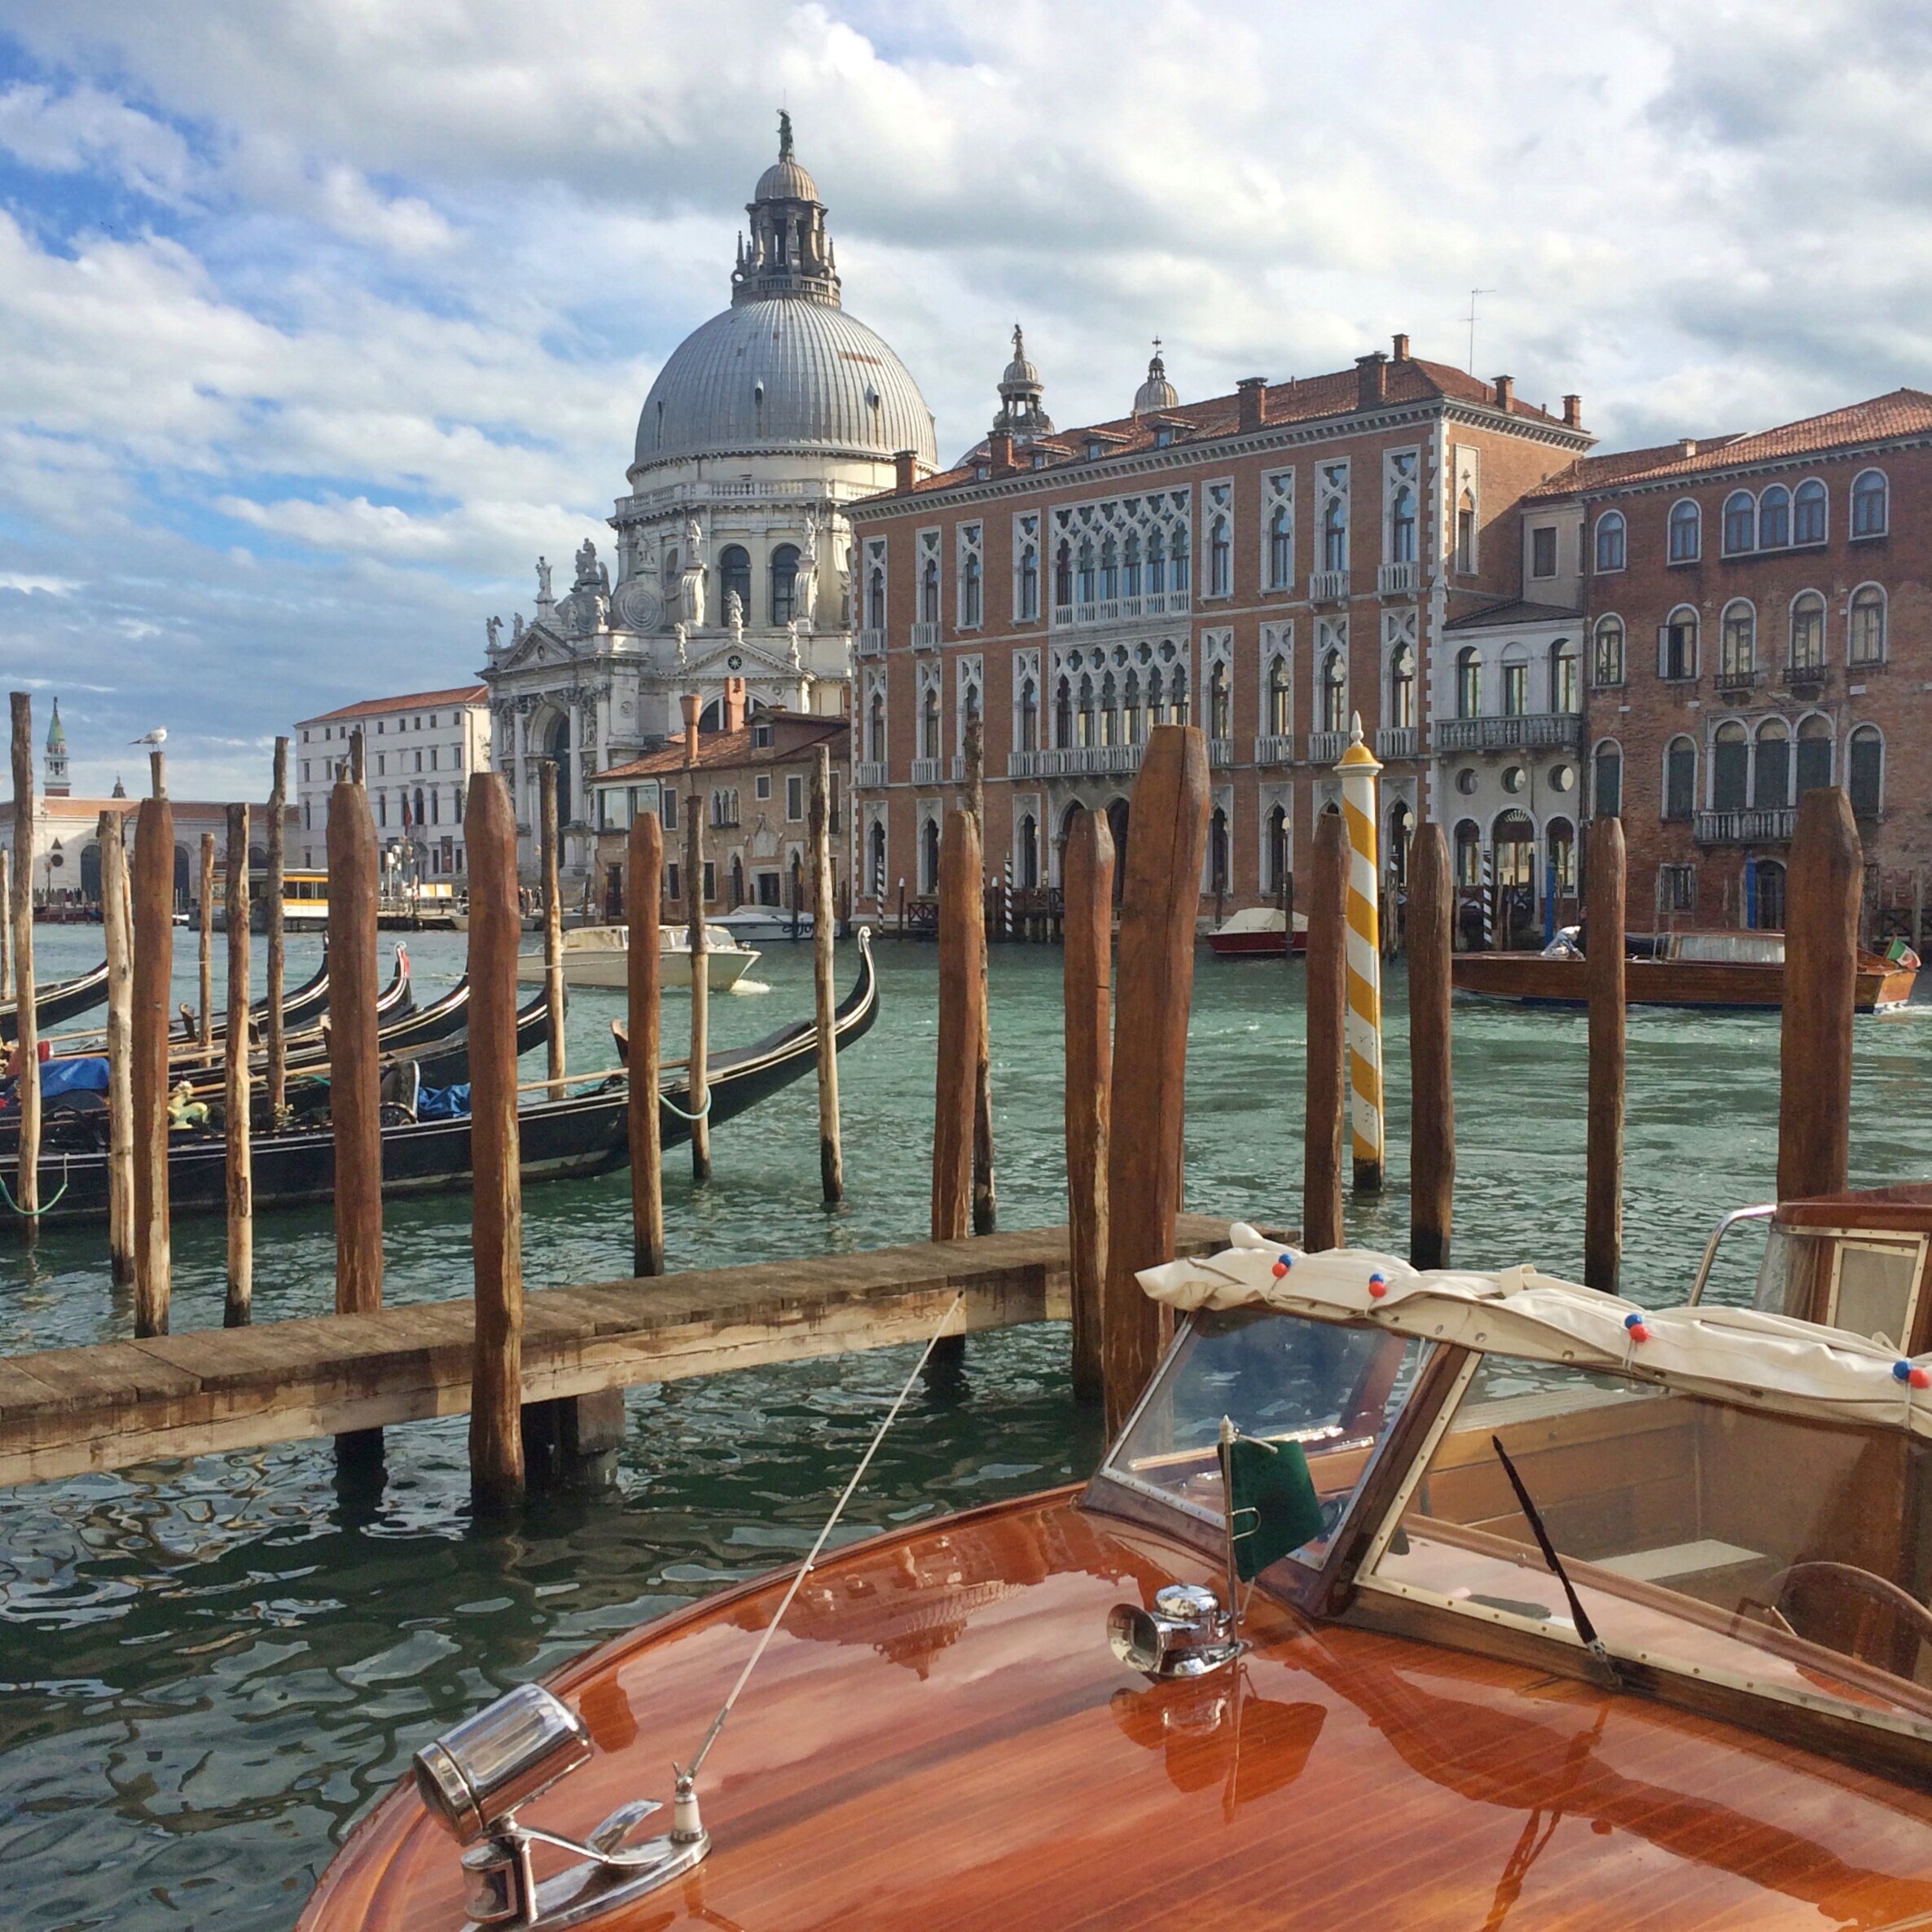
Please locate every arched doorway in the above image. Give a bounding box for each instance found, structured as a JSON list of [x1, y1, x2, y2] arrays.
[[1105, 797, 1129, 907], [1493, 810, 1536, 949], [80, 841, 102, 905], [1755, 858, 1787, 932], [1017, 813, 1039, 890], [920, 816, 941, 894], [544, 714, 571, 826], [173, 843, 190, 911], [1266, 804, 1289, 898]]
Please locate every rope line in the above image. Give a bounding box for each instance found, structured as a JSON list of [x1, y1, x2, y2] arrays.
[[657, 1088, 714, 1122], [0, 1157, 72, 1218]]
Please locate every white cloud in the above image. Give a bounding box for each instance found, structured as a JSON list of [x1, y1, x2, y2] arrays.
[[0, 80, 195, 203]]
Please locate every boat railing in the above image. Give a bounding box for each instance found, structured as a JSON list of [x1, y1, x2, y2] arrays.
[[1688, 1201, 1776, 1304]]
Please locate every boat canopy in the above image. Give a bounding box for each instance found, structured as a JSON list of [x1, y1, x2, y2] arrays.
[[1670, 930, 1784, 965], [1138, 1227, 1932, 1437]]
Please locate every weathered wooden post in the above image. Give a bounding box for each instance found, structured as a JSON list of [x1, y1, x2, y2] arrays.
[[266, 736, 288, 1122], [132, 786, 174, 1333], [1280, 869, 1295, 973], [467, 771, 525, 1508], [1064, 806, 1115, 1403], [538, 757, 566, 1096], [810, 744, 844, 1206], [686, 797, 712, 1183], [1302, 809, 1350, 1253], [98, 812, 135, 1284], [1584, 816, 1627, 1293], [1780, 788, 1861, 1202], [0, 848, 10, 1002], [1407, 823, 1454, 1270], [327, 771, 382, 1472], [224, 805, 253, 1325], [628, 810, 665, 1276], [349, 727, 365, 786], [932, 810, 984, 1247], [1102, 725, 1210, 1438], [964, 716, 995, 1234], [9, 694, 38, 1233], [197, 831, 215, 1053]]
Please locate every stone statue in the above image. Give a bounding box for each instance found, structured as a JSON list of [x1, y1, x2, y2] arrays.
[[786, 620, 802, 670], [674, 621, 689, 669], [485, 614, 503, 654], [684, 515, 705, 563], [536, 555, 553, 601], [512, 612, 525, 644], [574, 537, 599, 589], [596, 559, 611, 595], [725, 586, 744, 638], [798, 511, 820, 629]]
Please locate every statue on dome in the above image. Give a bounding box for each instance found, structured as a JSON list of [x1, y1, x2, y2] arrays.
[[786, 621, 802, 670], [797, 511, 820, 629], [725, 586, 744, 639], [536, 555, 553, 602], [485, 614, 503, 655], [674, 622, 689, 669], [512, 613, 525, 645], [680, 556, 707, 630], [684, 515, 705, 563], [574, 538, 599, 588]]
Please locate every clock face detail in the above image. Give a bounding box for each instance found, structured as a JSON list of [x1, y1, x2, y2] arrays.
[[613, 578, 662, 633]]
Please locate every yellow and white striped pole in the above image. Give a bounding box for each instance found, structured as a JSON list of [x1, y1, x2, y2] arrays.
[[1337, 715, 1385, 1192]]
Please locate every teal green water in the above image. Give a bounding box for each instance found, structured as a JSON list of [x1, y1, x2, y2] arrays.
[[3, 926, 1931, 1928]]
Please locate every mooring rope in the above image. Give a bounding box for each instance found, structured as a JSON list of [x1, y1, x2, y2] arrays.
[[656, 1089, 714, 1122], [0, 1155, 72, 1218]]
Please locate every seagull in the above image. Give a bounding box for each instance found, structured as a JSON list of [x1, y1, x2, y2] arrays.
[[130, 727, 167, 746]]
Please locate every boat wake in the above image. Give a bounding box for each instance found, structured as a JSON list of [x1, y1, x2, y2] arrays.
[[729, 977, 773, 996]]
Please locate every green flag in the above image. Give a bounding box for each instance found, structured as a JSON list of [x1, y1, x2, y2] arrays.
[[1224, 1434, 1326, 1582]]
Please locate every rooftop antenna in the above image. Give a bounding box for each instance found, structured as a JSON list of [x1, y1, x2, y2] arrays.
[[1466, 288, 1495, 375]]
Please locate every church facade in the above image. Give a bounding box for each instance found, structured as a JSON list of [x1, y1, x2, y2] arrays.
[[480, 116, 937, 890]]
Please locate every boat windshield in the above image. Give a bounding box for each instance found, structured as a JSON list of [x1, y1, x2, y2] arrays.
[[1104, 1309, 1430, 1570], [1671, 931, 1784, 965], [1754, 1222, 1928, 1351], [1365, 1356, 1932, 1743]]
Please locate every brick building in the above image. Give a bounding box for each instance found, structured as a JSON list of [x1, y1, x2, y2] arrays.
[[845, 336, 1592, 920], [1521, 389, 1932, 933]]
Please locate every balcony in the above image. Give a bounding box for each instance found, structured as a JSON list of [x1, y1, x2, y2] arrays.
[[910, 756, 949, 787], [853, 760, 888, 790], [1781, 661, 1828, 689], [1005, 744, 1146, 779], [1254, 734, 1298, 767], [856, 628, 885, 659], [1375, 725, 1420, 761], [1376, 560, 1418, 597], [1208, 738, 1234, 767], [910, 619, 942, 651], [1432, 713, 1585, 753], [1694, 806, 1797, 846], [1713, 665, 1765, 698], [1050, 587, 1193, 632], [1306, 730, 1350, 765], [1308, 569, 1350, 604]]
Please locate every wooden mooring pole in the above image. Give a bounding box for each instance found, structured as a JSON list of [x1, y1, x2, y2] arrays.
[[197, 831, 215, 1052], [467, 772, 525, 1508], [1064, 806, 1115, 1403], [0, 848, 10, 1003], [933, 809, 984, 1248], [539, 757, 566, 1096], [224, 804, 253, 1325], [1302, 809, 1349, 1254], [132, 784, 174, 1333], [9, 693, 38, 1234], [686, 784, 712, 1183], [964, 716, 995, 1234], [1102, 724, 1209, 1438], [1407, 823, 1453, 1270], [810, 743, 844, 1206], [628, 810, 665, 1276], [1584, 817, 1627, 1294], [1780, 788, 1861, 1202], [99, 812, 135, 1285], [266, 736, 288, 1122]]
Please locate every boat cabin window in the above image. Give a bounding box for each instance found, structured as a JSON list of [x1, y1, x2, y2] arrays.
[[1365, 1358, 1932, 1741], [1671, 931, 1784, 965], [1104, 1310, 1429, 1570], [1755, 1225, 1926, 1350]]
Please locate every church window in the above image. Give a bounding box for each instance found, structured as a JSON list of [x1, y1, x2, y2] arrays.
[[1054, 541, 1073, 610], [719, 545, 752, 617], [1123, 532, 1142, 598], [770, 543, 800, 625]]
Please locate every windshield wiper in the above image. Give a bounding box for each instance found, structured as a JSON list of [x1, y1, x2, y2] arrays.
[[1490, 1436, 1622, 1688]]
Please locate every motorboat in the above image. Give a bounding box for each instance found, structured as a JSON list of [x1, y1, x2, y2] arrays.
[[300, 1170, 1932, 1929], [712, 906, 815, 945], [1455, 925, 1920, 1012], [1205, 905, 1307, 959], [517, 924, 760, 993]]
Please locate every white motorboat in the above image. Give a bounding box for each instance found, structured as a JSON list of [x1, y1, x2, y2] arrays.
[[712, 906, 815, 945], [516, 923, 759, 992]]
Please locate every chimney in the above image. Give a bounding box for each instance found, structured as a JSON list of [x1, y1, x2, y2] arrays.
[[723, 676, 748, 735], [1678, 437, 1699, 459], [1562, 393, 1583, 430], [1391, 332, 1411, 363], [1492, 375, 1514, 411], [1356, 352, 1389, 409], [987, 429, 1015, 472], [680, 692, 700, 766], [1237, 377, 1269, 432], [894, 448, 917, 493]]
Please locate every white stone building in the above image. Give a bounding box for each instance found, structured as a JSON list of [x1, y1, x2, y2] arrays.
[[479, 115, 938, 893]]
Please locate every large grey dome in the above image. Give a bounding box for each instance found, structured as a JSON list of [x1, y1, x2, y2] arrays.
[[633, 296, 937, 472]]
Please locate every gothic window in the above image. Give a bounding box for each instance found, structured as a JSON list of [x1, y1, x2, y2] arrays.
[[921, 816, 941, 894], [962, 552, 982, 626], [1550, 639, 1579, 713], [1789, 591, 1825, 670], [1054, 541, 1072, 608], [1593, 740, 1622, 818], [867, 687, 885, 762], [1100, 671, 1119, 746], [1268, 656, 1291, 736], [1664, 736, 1696, 821], [1019, 546, 1039, 621], [1209, 660, 1231, 740], [1849, 726, 1883, 817], [1322, 488, 1348, 573], [1719, 600, 1755, 678], [1209, 516, 1232, 596], [1054, 675, 1073, 748], [1388, 485, 1416, 564], [1265, 803, 1289, 893], [1148, 529, 1167, 595], [920, 683, 940, 759], [1170, 529, 1190, 594], [1077, 674, 1096, 747], [1758, 485, 1789, 549], [1208, 806, 1229, 894], [1722, 491, 1755, 555], [1018, 813, 1040, 889], [1668, 499, 1701, 563], [921, 555, 940, 624], [1456, 648, 1482, 719], [1754, 720, 1790, 809], [1100, 535, 1119, 602], [1501, 649, 1529, 718], [1123, 532, 1142, 598], [1852, 469, 1889, 538], [1455, 491, 1476, 573], [1593, 617, 1625, 687], [1268, 506, 1292, 588], [1389, 643, 1416, 730], [1594, 511, 1626, 573], [1172, 662, 1191, 726], [1794, 479, 1828, 545], [1849, 585, 1886, 664], [1320, 649, 1346, 733], [867, 564, 885, 630], [1797, 715, 1833, 793], [1713, 721, 1748, 810], [1019, 678, 1039, 752], [770, 543, 800, 625], [1148, 669, 1166, 728], [958, 523, 983, 628], [1076, 539, 1096, 605], [720, 544, 752, 616], [1122, 670, 1142, 744]]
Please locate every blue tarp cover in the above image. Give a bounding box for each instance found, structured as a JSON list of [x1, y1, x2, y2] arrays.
[[417, 1083, 471, 1120], [42, 1057, 109, 1096]]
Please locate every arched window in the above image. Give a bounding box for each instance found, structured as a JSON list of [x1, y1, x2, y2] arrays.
[[1662, 605, 1698, 680], [1019, 546, 1039, 621], [962, 551, 981, 626], [1593, 740, 1622, 818], [1668, 498, 1701, 564], [1209, 517, 1232, 597], [1171, 662, 1191, 725], [1794, 478, 1828, 546], [1147, 530, 1167, 595], [1797, 714, 1833, 793], [1123, 532, 1142, 599], [1208, 660, 1231, 740], [1456, 647, 1482, 719], [1077, 673, 1097, 747], [1454, 819, 1482, 889], [1053, 542, 1072, 608], [1713, 720, 1748, 811], [1098, 536, 1119, 604], [1320, 650, 1346, 733], [1122, 669, 1142, 744], [719, 543, 752, 617], [1390, 485, 1416, 564], [920, 555, 940, 624], [1849, 725, 1884, 818], [921, 816, 941, 893], [1455, 490, 1476, 573], [1390, 643, 1416, 730], [1323, 495, 1348, 573], [867, 688, 885, 762], [1547, 819, 1576, 894], [1758, 485, 1789, 549], [920, 685, 940, 760], [1719, 599, 1755, 678], [1147, 668, 1166, 728], [1722, 490, 1755, 555], [1789, 591, 1825, 670], [1076, 539, 1096, 605], [1018, 813, 1039, 890], [1664, 735, 1697, 821], [1268, 506, 1292, 588], [1265, 804, 1290, 894], [1849, 584, 1886, 665], [1054, 675, 1074, 749], [1755, 858, 1787, 933], [866, 565, 885, 630], [1754, 719, 1790, 810], [1018, 678, 1038, 752], [1593, 616, 1625, 687], [1550, 639, 1579, 714], [1594, 511, 1626, 573], [769, 543, 800, 625], [1208, 805, 1230, 894], [1170, 529, 1189, 593], [1267, 656, 1291, 736], [1500, 647, 1529, 718], [1852, 469, 1889, 538]]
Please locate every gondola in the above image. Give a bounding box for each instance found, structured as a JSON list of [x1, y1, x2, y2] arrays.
[[0, 959, 112, 1042], [4, 932, 875, 1223], [47, 951, 335, 1058]]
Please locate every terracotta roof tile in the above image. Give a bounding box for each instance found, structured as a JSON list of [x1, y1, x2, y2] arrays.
[[595, 717, 847, 784], [301, 684, 488, 725]]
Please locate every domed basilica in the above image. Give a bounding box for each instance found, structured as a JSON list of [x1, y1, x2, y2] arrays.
[[480, 115, 937, 885]]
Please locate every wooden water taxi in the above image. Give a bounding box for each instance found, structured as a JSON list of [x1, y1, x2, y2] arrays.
[[1455, 926, 1920, 1012], [517, 924, 760, 993], [1205, 906, 1307, 959], [301, 1180, 1932, 1930]]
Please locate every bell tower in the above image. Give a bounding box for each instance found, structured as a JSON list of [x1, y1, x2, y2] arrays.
[[732, 112, 841, 307], [44, 697, 69, 797]]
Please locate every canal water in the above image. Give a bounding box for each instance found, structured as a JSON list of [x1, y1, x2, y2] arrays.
[[4, 924, 1931, 1928]]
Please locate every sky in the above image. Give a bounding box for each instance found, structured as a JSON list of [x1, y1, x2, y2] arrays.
[[0, 0, 1927, 799]]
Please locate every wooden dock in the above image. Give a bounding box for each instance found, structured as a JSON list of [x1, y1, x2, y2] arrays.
[[0, 1216, 1245, 1489]]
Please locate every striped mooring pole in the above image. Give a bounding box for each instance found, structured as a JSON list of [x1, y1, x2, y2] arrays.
[[1481, 842, 1495, 949], [1337, 717, 1385, 1193], [1002, 856, 1014, 937]]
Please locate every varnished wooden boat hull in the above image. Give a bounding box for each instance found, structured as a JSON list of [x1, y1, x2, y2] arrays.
[[1454, 950, 1917, 1013], [299, 1487, 1932, 1932]]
